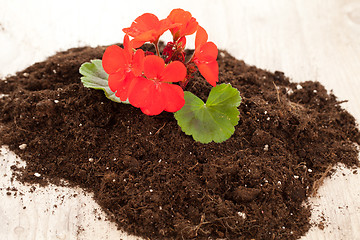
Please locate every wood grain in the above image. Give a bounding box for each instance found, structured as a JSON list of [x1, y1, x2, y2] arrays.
[[0, 0, 359, 239]]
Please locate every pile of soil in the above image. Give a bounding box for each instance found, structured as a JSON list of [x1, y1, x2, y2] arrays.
[[0, 45, 359, 240]]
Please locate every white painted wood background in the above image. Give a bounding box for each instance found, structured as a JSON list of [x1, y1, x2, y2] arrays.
[[0, 0, 360, 239]]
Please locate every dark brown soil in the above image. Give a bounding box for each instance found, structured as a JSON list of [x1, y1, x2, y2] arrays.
[[0, 45, 359, 240]]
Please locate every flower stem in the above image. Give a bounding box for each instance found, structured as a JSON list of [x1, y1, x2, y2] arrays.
[[153, 40, 160, 56], [186, 51, 196, 64], [180, 79, 188, 89]]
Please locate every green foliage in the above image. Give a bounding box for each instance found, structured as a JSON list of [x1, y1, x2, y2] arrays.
[[79, 59, 128, 103], [174, 84, 241, 143]]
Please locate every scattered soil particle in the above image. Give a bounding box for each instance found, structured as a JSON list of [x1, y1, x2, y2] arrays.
[[1, 45, 359, 240]]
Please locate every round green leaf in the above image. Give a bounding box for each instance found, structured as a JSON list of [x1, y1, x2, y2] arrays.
[[174, 84, 241, 143]]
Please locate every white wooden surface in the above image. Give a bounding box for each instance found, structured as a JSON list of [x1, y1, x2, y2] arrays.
[[0, 0, 360, 239]]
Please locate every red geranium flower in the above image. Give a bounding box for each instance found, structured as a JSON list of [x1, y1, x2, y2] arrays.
[[167, 8, 198, 41], [194, 26, 218, 87], [128, 55, 186, 115], [102, 35, 144, 101], [123, 13, 174, 48]]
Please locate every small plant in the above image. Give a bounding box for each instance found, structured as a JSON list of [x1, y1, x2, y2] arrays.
[[80, 8, 241, 143]]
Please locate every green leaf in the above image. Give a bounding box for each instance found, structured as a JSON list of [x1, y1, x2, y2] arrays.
[[174, 84, 241, 143], [79, 59, 129, 103]]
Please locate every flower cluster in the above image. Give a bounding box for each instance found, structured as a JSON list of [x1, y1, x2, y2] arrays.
[[80, 8, 240, 143], [102, 9, 219, 115]]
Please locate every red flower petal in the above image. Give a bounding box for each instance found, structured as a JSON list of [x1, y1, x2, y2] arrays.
[[128, 66, 186, 115], [108, 72, 137, 102], [167, 9, 198, 39], [128, 77, 165, 115], [195, 25, 208, 51], [128, 77, 153, 108], [139, 82, 185, 115], [130, 39, 146, 49], [102, 45, 129, 74], [161, 61, 186, 83], [196, 42, 218, 63], [161, 83, 185, 112], [181, 17, 198, 37], [168, 9, 192, 25], [178, 36, 186, 48], [115, 72, 137, 101], [158, 18, 175, 37], [132, 30, 158, 42], [132, 49, 144, 76], [139, 84, 166, 115], [144, 55, 164, 80], [123, 13, 160, 37], [123, 34, 132, 58], [196, 61, 219, 87], [108, 71, 125, 93], [123, 13, 172, 45]]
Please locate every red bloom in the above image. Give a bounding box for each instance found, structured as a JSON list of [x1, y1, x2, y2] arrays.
[[162, 39, 186, 64], [123, 13, 174, 48], [128, 55, 186, 115], [167, 8, 198, 41], [102, 35, 144, 101], [194, 26, 218, 87]]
